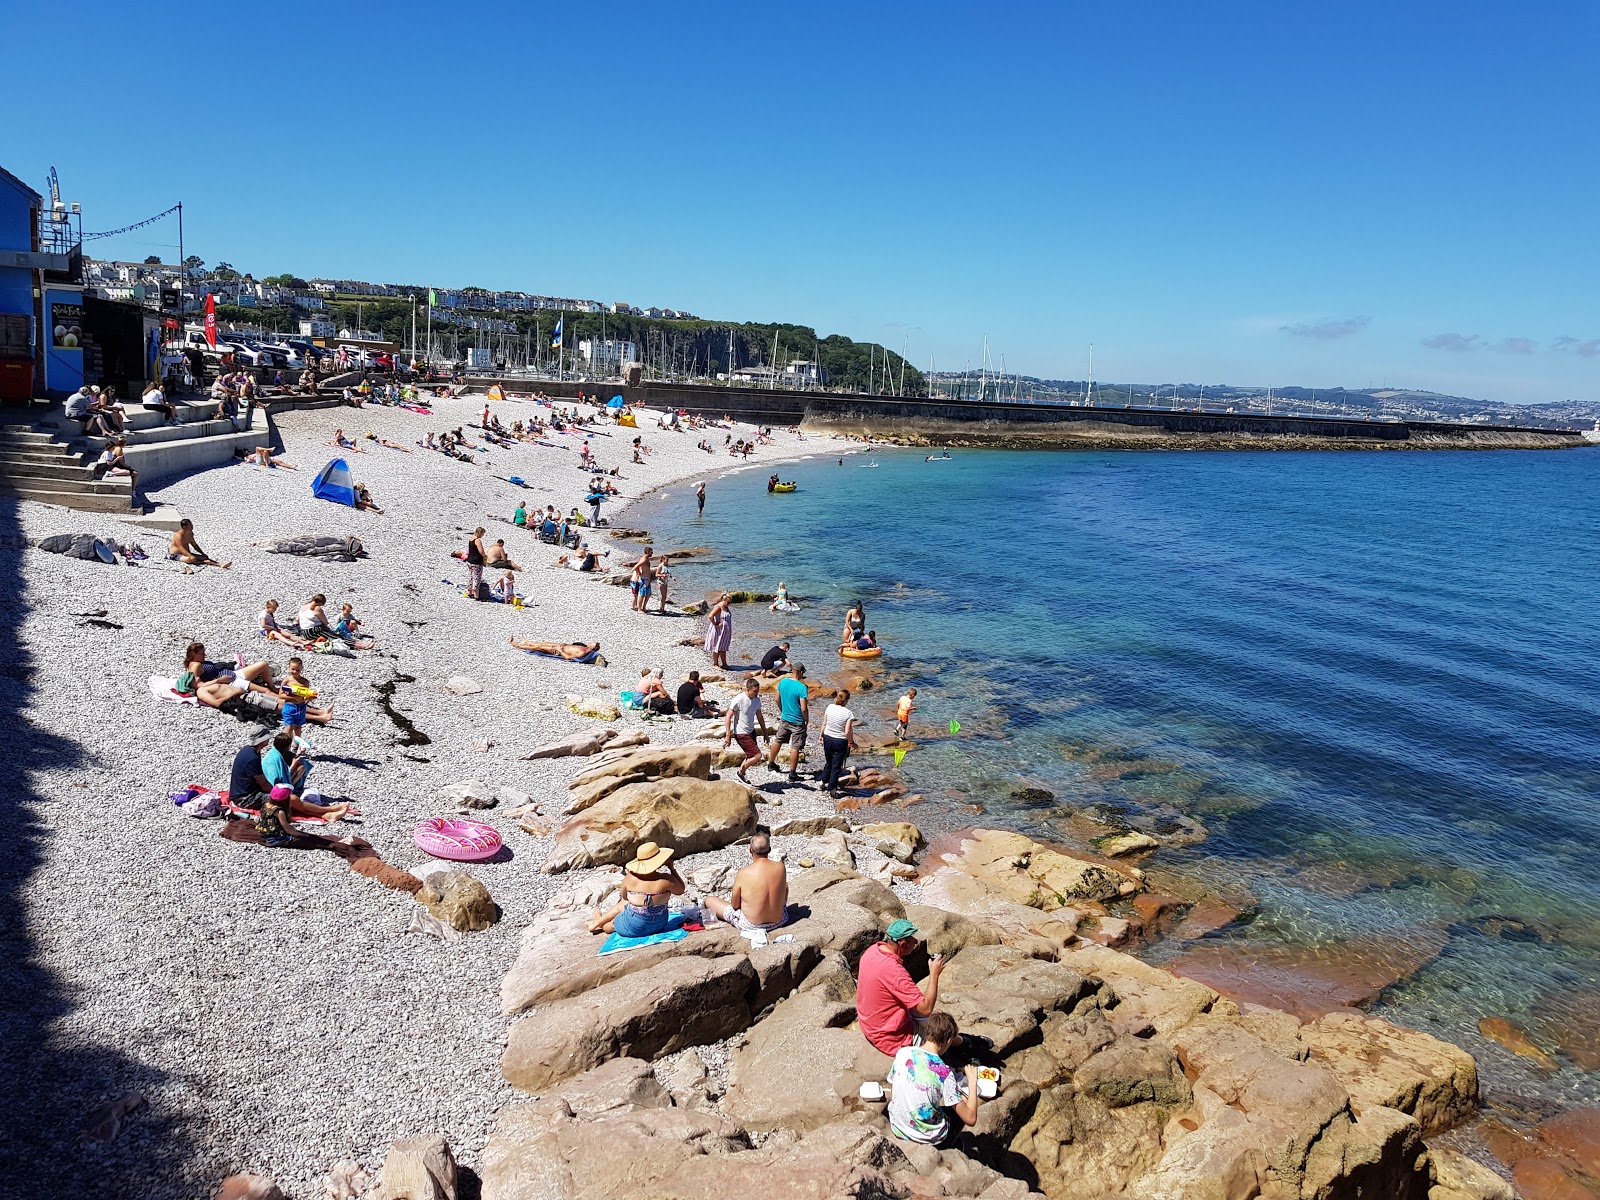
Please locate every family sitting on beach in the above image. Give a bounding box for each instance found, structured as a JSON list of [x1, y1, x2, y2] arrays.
[[586, 833, 788, 937]]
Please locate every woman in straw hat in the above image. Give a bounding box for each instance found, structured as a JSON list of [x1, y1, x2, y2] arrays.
[[587, 841, 686, 937]]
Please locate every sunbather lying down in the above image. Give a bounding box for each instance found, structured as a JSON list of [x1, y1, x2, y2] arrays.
[[510, 637, 604, 663]]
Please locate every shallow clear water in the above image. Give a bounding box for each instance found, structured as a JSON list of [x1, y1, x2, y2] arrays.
[[633, 444, 1600, 1106]]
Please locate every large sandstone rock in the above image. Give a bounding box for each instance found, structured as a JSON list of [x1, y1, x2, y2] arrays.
[[500, 902, 743, 1016], [919, 866, 1080, 958], [524, 727, 619, 760], [416, 870, 497, 932], [1065, 943, 1224, 1035], [565, 744, 715, 813], [501, 955, 759, 1093], [545, 777, 758, 873], [723, 989, 890, 1133], [938, 944, 1102, 1057], [901, 902, 1001, 959], [1300, 1011, 1479, 1136], [927, 828, 1142, 909], [377, 1133, 457, 1200]]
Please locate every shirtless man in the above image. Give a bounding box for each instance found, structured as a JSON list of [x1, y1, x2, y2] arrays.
[[484, 539, 521, 571], [705, 832, 789, 932], [169, 519, 231, 568], [509, 637, 604, 662]]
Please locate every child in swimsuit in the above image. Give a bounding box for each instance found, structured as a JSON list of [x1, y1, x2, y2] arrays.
[[279, 657, 316, 737]]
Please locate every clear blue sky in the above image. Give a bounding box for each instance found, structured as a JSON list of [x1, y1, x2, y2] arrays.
[[9, 1, 1598, 403]]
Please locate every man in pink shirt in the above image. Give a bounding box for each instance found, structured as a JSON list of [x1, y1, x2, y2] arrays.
[[856, 918, 949, 1055]]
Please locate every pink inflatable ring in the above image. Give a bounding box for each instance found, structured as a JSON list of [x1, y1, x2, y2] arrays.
[[414, 817, 503, 861]]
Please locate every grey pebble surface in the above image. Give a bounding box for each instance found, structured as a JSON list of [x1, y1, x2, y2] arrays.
[[0, 395, 886, 1198]]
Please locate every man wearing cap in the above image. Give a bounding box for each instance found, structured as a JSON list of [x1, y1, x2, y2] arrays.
[[856, 918, 952, 1056], [587, 841, 685, 937]]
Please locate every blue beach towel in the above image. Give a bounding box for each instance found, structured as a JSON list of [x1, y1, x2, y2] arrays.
[[598, 913, 688, 956], [524, 648, 601, 665]]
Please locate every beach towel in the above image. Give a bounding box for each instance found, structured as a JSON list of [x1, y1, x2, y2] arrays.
[[599, 913, 688, 956], [523, 648, 602, 665], [149, 675, 200, 705]]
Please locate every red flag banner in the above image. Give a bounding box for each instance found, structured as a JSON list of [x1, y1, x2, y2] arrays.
[[204, 293, 216, 348]]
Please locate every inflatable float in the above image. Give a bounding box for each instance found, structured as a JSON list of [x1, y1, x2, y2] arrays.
[[772, 483, 797, 493], [414, 817, 503, 861], [839, 646, 883, 659]]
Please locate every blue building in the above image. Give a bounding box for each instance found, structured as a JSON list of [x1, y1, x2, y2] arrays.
[[0, 167, 43, 402]]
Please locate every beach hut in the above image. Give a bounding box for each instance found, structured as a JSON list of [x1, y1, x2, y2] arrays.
[[311, 458, 357, 507]]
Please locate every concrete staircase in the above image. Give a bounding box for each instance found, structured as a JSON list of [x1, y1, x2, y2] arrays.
[[0, 424, 135, 511], [0, 396, 271, 513]]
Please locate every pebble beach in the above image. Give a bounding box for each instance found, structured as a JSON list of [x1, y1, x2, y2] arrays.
[[0, 394, 847, 1198]]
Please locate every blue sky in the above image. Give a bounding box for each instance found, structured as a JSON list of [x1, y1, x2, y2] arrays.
[[8, 1, 1598, 403]]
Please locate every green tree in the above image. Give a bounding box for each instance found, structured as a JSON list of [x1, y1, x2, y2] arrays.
[[144, 254, 162, 265], [213, 262, 241, 281], [182, 255, 204, 271]]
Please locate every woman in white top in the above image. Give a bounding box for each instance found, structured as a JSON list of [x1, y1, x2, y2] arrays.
[[819, 688, 857, 795], [297, 593, 331, 635]]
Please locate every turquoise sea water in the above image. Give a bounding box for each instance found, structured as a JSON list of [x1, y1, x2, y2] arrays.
[[632, 445, 1600, 1107]]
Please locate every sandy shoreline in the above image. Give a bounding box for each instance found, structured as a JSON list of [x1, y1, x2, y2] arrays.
[[0, 394, 855, 1198]]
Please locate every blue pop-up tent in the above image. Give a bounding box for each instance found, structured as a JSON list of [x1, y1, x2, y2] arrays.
[[607, 395, 625, 409], [311, 458, 357, 507]]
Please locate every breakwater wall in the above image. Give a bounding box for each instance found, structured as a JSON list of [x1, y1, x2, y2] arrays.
[[468, 376, 1590, 451]]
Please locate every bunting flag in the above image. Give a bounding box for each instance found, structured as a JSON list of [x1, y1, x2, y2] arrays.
[[948, 719, 961, 734], [551, 317, 563, 350], [893, 747, 908, 767]]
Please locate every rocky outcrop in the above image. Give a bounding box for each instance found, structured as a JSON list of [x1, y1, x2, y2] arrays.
[[564, 744, 716, 814], [544, 777, 758, 873], [924, 829, 1144, 909], [501, 955, 760, 1093], [493, 845, 1487, 1200], [1300, 1011, 1479, 1136]]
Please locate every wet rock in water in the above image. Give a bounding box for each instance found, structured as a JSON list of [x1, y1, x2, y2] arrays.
[[417, 870, 498, 932], [1169, 895, 1252, 940], [1010, 786, 1056, 805], [1131, 893, 1187, 938], [1163, 925, 1449, 1019], [1428, 1148, 1516, 1200], [1512, 1156, 1600, 1200], [436, 778, 496, 810], [444, 675, 482, 696], [1300, 1011, 1480, 1136], [1532, 984, 1600, 1071], [1538, 1108, 1600, 1177], [1478, 1016, 1559, 1071], [544, 777, 758, 873], [378, 1133, 457, 1200], [1097, 831, 1160, 857]]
